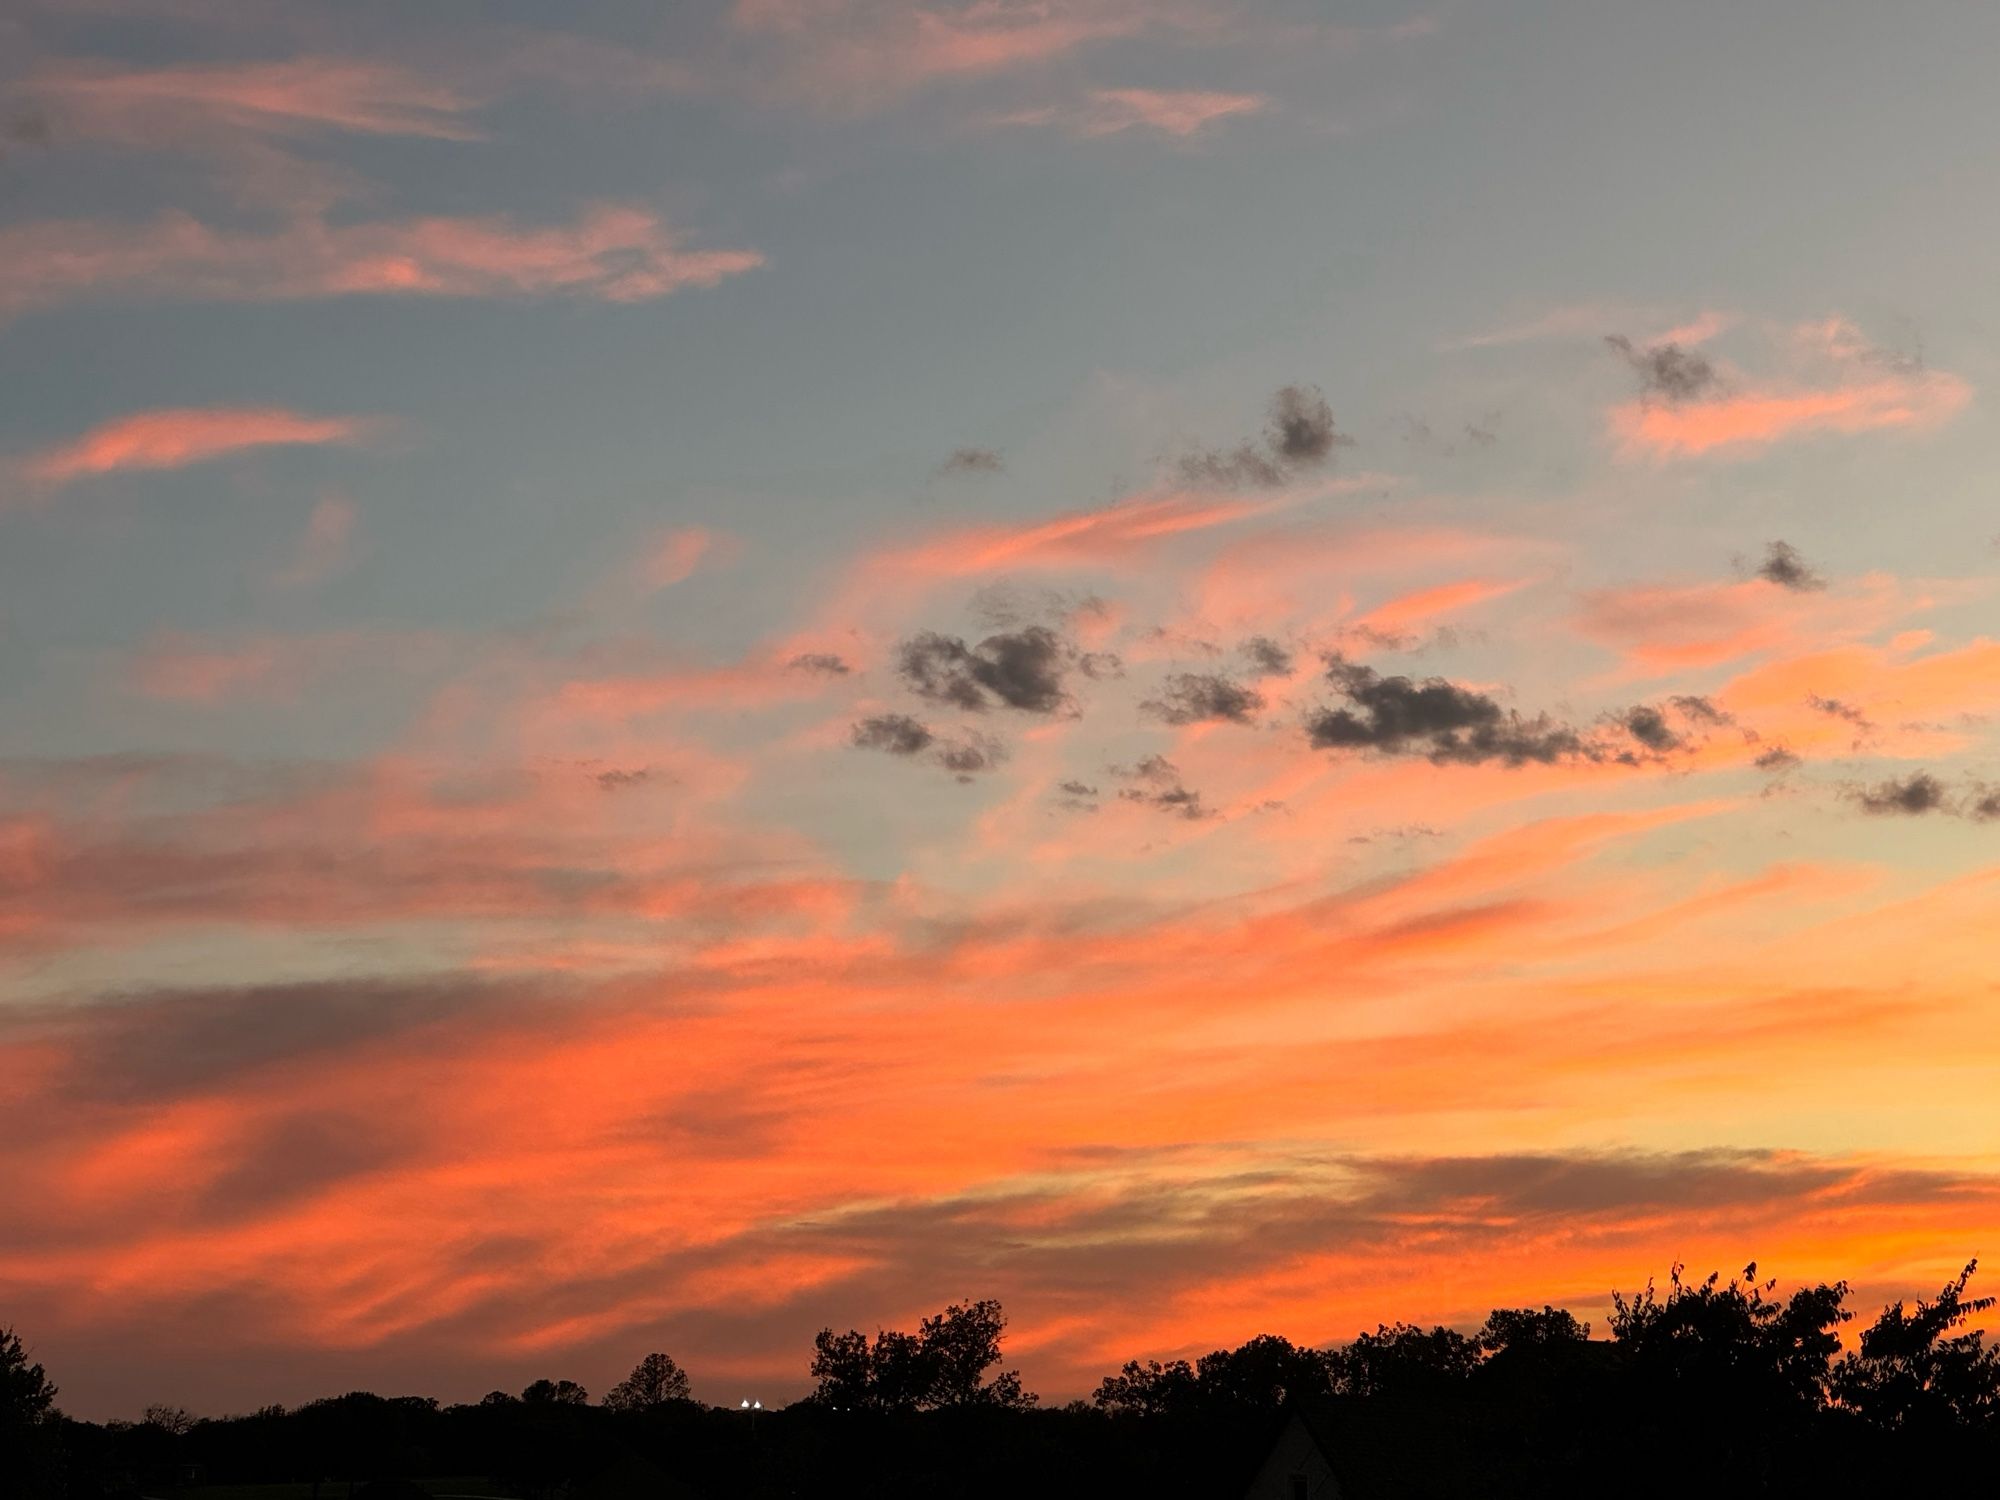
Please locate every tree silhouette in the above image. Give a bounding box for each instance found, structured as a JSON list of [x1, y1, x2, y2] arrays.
[[520, 1378, 589, 1405], [1834, 1259, 2000, 1431], [1330, 1322, 1481, 1398], [808, 1299, 1036, 1410], [1091, 1357, 1198, 1417], [1477, 1305, 1591, 1354], [143, 1403, 198, 1436], [603, 1351, 693, 1411], [1, 1325, 57, 1427], [1610, 1261, 1849, 1415]]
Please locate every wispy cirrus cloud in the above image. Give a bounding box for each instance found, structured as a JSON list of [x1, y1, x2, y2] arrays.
[[727, 0, 1148, 108], [23, 406, 373, 485], [0, 204, 764, 318], [20, 56, 485, 143], [1607, 315, 1972, 460], [997, 86, 1266, 138], [269, 491, 359, 591]]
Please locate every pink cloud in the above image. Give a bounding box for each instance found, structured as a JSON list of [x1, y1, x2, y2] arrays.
[[730, 0, 1146, 104], [26, 57, 483, 143], [642, 527, 737, 590], [878, 488, 1286, 579], [0, 205, 764, 317], [271, 491, 359, 590], [1606, 317, 1971, 460], [124, 635, 291, 703], [1611, 370, 1972, 458], [1000, 87, 1266, 138], [26, 407, 371, 484]]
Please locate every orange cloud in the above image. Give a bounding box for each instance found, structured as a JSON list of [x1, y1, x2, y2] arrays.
[[1611, 370, 1971, 458], [642, 527, 739, 590], [26, 407, 371, 484]]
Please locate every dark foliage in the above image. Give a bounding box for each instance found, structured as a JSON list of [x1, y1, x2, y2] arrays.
[[10, 1262, 2000, 1499]]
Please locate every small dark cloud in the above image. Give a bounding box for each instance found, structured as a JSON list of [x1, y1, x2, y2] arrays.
[[938, 447, 1004, 476], [1141, 672, 1263, 726], [1396, 413, 1499, 458], [1077, 650, 1123, 681], [1179, 442, 1284, 489], [935, 733, 1006, 779], [595, 767, 654, 791], [1241, 637, 1294, 678], [1055, 779, 1099, 812], [1757, 541, 1827, 592], [851, 714, 934, 756], [1972, 788, 2000, 822], [1854, 772, 1947, 816], [1754, 746, 1802, 772], [3, 110, 51, 151], [787, 652, 851, 675], [1306, 658, 1585, 767], [1266, 384, 1347, 464], [1606, 333, 1718, 403], [897, 626, 1071, 714], [1618, 705, 1682, 754], [851, 714, 1004, 779], [1809, 694, 1870, 728], [1179, 384, 1350, 490], [1670, 695, 1731, 726], [1110, 754, 1211, 819], [968, 583, 1108, 632]]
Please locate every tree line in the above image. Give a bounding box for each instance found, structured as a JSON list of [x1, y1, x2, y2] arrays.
[[5, 1259, 1999, 1497]]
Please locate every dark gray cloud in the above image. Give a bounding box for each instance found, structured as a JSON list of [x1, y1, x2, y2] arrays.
[[851, 714, 1005, 778], [1757, 540, 1827, 592], [851, 714, 934, 756], [1306, 658, 1585, 766], [1241, 636, 1294, 678], [1265, 384, 1346, 464], [938, 447, 1004, 476], [1754, 746, 1802, 772], [1854, 772, 1947, 816], [935, 732, 1006, 779], [1606, 333, 1718, 403], [1849, 773, 2000, 820], [1111, 755, 1210, 820], [1670, 695, 1731, 726], [897, 626, 1071, 714], [1178, 442, 1284, 489], [787, 652, 851, 675], [1618, 705, 1681, 754], [1141, 672, 1263, 726], [1809, 694, 1870, 728], [3, 110, 51, 152], [595, 767, 654, 791], [968, 583, 1109, 633], [1179, 384, 1351, 489], [8, 973, 536, 1107]]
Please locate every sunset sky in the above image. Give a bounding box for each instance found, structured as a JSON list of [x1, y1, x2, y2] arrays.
[[5, 1, 2000, 1419]]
